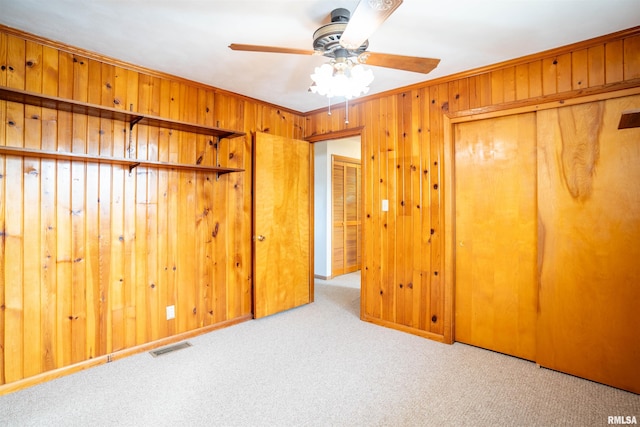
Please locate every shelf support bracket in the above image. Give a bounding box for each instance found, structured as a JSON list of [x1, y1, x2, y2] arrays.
[[129, 162, 140, 173], [129, 116, 143, 131], [214, 137, 221, 181]]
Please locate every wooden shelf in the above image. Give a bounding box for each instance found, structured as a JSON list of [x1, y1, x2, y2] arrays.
[[0, 86, 246, 139], [0, 86, 246, 175], [0, 146, 244, 175]]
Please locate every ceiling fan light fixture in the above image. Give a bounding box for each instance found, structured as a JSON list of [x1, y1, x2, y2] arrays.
[[309, 58, 374, 100]]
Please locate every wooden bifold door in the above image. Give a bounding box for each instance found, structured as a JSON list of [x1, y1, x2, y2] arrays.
[[453, 93, 640, 393], [331, 155, 361, 277]]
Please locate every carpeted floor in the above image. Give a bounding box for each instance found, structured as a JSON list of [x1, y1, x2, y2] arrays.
[[1, 271, 638, 426]]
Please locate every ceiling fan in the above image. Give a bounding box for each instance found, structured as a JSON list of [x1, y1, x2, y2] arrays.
[[228, 0, 440, 76]]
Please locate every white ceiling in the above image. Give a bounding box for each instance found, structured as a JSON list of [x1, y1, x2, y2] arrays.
[[0, 0, 638, 113]]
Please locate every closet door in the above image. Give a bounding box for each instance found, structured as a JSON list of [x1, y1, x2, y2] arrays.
[[454, 112, 538, 361], [537, 96, 640, 393], [332, 156, 361, 277]]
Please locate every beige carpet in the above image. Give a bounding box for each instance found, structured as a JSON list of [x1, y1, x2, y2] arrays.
[[1, 271, 638, 426]]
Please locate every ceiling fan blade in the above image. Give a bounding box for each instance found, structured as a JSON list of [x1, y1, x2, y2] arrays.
[[229, 44, 316, 56], [339, 0, 403, 49], [358, 51, 440, 74]]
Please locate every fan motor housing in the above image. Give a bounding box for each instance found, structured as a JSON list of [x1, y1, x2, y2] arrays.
[[312, 8, 368, 58]]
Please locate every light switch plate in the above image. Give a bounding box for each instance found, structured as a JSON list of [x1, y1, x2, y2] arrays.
[[382, 199, 389, 212], [166, 305, 175, 320]]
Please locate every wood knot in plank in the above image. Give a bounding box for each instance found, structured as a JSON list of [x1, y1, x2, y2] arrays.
[[558, 102, 603, 201]]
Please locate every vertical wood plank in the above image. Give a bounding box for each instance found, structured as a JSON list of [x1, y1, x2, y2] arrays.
[[4, 136, 23, 383], [515, 63, 529, 100], [605, 39, 624, 84], [418, 87, 431, 331], [156, 78, 172, 337], [363, 97, 381, 319], [503, 66, 516, 103], [556, 53, 572, 92], [528, 61, 543, 98], [396, 92, 411, 327], [0, 32, 6, 151], [410, 89, 423, 328], [116, 66, 137, 349], [457, 78, 470, 111], [165, 81, 180, 337], [6, 35, 25, 90], [3, 34, 27, 383], [428, 84, 444, 335], [491, 69, 504, 105], [40, 44, 58, 373], [383, 95, 397, 322], [447, 81, 459, 114], [70, 54, 88, 364], [134, 75, 150, 345], [23, 40, 43, 378], [468, 76, 480, 109], [84, 59, 107, 357], [195, 89, 211, 327], [146, 78, 160, 340], [623, 34, 640, 80], [542, 57, 557, 95], [571, 49, 589, 90], [587, 45, 605, 87], [56, 50, 73, 368]]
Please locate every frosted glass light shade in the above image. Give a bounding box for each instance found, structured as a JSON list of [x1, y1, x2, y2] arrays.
[[309, 60, 373, 99]]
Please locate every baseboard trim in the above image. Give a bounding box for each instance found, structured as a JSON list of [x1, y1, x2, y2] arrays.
[[0, 314, 253, 396]]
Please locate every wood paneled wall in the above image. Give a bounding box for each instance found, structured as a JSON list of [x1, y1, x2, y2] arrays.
[[305, 27, 640, 342], [2, 22, 639, 392], [0, 26, 305, 392]]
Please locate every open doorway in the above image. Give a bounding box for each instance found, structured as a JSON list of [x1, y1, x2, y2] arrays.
[[313, 136, 361, 287]]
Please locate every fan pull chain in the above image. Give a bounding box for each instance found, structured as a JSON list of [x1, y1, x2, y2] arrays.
[[345, 98, 349, 124], [328, 97, 332, 116]]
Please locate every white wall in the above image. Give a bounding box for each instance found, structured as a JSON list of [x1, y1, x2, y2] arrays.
[[314, 136, 361, 278]]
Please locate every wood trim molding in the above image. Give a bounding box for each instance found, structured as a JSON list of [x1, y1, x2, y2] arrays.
[[332, 154, 362, 165], [306, 126, 364, 142]]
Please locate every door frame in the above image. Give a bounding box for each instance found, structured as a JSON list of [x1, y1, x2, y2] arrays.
[[307, 126, 364, 280]]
